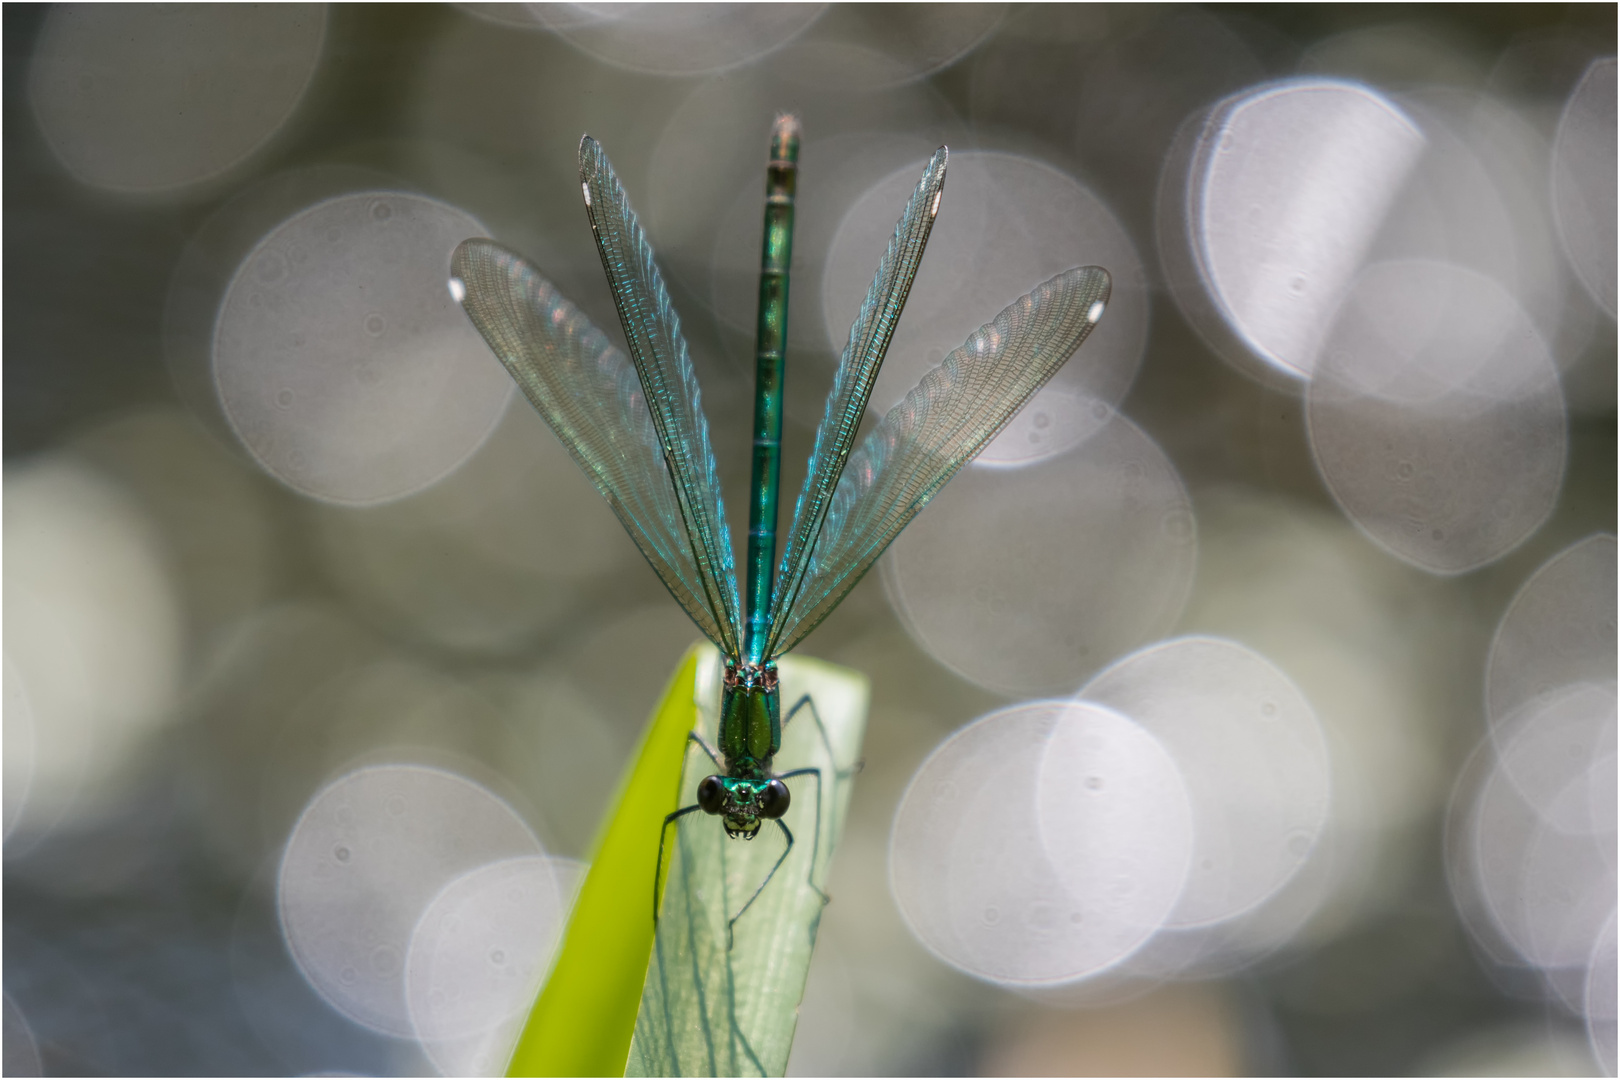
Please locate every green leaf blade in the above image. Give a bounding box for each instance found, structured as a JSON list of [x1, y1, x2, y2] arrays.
[[506, 645, 705, 1078], [628, 651, 870, 1078]]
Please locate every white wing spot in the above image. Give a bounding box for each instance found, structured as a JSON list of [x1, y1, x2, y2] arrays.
[[582, 182, 592, 207], [448, 277, 466, 303], [1087, 300, 1105, 324], [930, 191, 942, 218]]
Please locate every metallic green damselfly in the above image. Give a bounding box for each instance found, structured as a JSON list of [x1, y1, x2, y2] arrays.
[[450, 116, 1109, 936]]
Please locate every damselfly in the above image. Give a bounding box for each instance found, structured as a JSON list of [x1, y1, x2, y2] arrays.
[[450, 115, 1109, 935]]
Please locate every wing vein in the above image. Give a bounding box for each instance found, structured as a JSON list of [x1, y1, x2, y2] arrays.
[[580, 136, 743, 658], [451, 236, 739, 654], [765, 148, 948, 658], [769, 266, 1112, 657]]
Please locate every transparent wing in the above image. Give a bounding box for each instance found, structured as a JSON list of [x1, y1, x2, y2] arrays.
[[451, 238, 740, 656], [578, 135, 743, 658], [767, 266, 1112, 659], [764, 147, 948, 659]]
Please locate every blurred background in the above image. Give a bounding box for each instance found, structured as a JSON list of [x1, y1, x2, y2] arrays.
[[3, 3, 1616, 1075]]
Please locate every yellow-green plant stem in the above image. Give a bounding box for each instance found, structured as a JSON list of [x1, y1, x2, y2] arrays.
[[506, 646, 703, 1077]]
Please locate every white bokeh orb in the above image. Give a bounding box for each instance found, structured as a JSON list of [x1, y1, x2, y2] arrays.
[[1079, 636, 1331, 929], [891, 701, 1193, 985], [1307, 260, 1565, 574], [408, 856, 585, 1077], [277, 765, 544, 1036], [1486, 534, 1617, 733], [883, 412, 1195, 697], [27, 4, 327, 194], [214, 192, 513, 505]]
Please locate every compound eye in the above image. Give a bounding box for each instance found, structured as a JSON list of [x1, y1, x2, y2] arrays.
[[759, 778, 790, 819], [697, 775, 725, 815]]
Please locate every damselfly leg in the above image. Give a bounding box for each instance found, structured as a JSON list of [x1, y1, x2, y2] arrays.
[[726, 818, 797, 949], [780, 693, 863, 892]]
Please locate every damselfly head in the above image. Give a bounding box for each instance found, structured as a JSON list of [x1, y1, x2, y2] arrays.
[[698, 774, 790, 839]]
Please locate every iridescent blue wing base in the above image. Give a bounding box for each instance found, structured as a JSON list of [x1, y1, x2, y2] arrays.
[[765, 148, 948, 660], [579, 136, 743, 659], [451, 239, 739, 655], [766, 266, 1113, 659]]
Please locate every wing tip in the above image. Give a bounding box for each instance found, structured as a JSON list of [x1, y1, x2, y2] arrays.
[[1056, 264, 1112, 304], [451, 235, 508, 265], [1062, 265, 1112, 326], [449, 236, 489, 281], [578, 134, 605, 180], [1084, 264, 1112, 301]]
